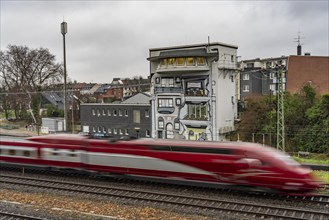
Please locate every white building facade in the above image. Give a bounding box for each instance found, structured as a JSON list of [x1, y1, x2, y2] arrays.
[[148, 42, 238, 141]]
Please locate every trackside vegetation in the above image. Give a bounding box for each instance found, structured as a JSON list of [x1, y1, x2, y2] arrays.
[[233, 84, 329, 154]]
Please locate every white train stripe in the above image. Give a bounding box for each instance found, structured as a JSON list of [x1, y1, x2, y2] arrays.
[[0, 145, 37, 151], [86, 152, 216, 176]]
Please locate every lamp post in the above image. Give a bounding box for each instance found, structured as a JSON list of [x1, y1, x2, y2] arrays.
[[61, 21, 68, 131]]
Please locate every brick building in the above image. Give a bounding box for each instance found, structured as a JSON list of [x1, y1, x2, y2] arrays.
[[287, 56, 329, 95]]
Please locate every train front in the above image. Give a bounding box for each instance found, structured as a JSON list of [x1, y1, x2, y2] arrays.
[[261, 148, 324, 193]]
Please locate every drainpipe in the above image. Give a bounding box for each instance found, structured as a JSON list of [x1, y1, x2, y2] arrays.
[[209, 48, 219, 141]]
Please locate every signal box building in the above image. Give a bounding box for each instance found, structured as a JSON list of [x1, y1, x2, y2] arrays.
[[148, 42, 238, 141]]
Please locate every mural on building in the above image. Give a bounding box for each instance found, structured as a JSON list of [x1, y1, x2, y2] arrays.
[[148, 42, 238, 141]]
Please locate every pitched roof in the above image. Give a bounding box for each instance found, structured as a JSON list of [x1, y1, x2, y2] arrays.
[[121, 92, 151, 105]]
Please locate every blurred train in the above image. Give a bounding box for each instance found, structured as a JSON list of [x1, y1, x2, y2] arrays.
[[0, 134, 323, 193]]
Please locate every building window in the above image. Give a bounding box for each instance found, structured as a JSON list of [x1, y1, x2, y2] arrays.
[[270, 72, 275, 79], [155, 77, 160, 84], [243, 85, 250, 92], [133, 110, 140, 123], [146, 130, 150, 137], [125, 110, 128, 117], [103, 127, 106, 133], [125, 129, 129, 135], [119, 129, 123, 135], [166, 123, 174, 139], [119, 109, 122, 116], [175, 98, 181, 106], [246, 63, 254, 68], [158, 130, 163, 139], [97, 109, 100, 116], [113, 109, 117, 116], [92, 109, 95, 116], [243, 74, 249, 80], [176, 57, 185, 66], [160, 59, 167, 67], [108, 128, 112, 134], [231, 55, 234, 62], [158, 98, 173, 107], [186, 57, 195, 66], [174, 119, 180, 130], [102, 109, 106, 116], [158, 117, 164, 129], [187, 104, 208, 120], [168, 58, 175, 66], [114, 128, 118, 134], [107, 109, 111, 116], [145, 109, 149, 117], [197, 57, 206, 66], [97, 127, 101, 133], [270, 84, 276, 92], [161, 77, 174, 87]]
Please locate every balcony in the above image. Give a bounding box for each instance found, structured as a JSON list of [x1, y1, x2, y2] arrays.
[[180, 115, 209, 127], [154, 87, 183, 94], [157, 107, 175, 114], [156, 65, 210, 73], [218, 60, 237, 70], [185, 96, 210, 103]]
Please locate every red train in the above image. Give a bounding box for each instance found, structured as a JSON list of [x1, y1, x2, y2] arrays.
[[0, 134, 323, 193]]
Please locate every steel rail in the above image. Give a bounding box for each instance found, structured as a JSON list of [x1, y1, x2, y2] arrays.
[[0, 210, 45, 220], [1, 174, 328, 220]]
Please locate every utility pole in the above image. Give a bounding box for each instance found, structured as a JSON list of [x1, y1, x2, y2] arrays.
[[276, 67, 285, 152], [61, 21, 68, 131]]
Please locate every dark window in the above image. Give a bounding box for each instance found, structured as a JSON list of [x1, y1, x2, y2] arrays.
[[9, 150, 16, 155], [52, 149, 59, 156], [157, 131, 163, 139], [23, 151, 31, 157], [149, 145, 232, 155], [150, 145, 171, 151], [69, 149, 77, 157], [171, 146, 232, 155]]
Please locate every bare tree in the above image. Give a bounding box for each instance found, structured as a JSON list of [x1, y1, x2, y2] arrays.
[[0, 45, 63, 123]]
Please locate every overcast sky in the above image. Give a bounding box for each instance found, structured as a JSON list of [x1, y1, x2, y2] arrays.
[[1, 0, 328, 83]]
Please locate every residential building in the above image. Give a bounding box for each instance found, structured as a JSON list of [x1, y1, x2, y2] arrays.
[[97, 78, 124, 102], [80, 83, 100, 95], [122, 77, 150, 99], [148, 42, 238, 141], [238, 55, 329, 101], [238, 56, 288, 100], [80, 92, 151, 138]]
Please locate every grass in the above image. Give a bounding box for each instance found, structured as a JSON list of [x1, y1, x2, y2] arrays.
[[312, 170, 329, 184], [293, 156, 329, 165], [0, 124, 19, 130]]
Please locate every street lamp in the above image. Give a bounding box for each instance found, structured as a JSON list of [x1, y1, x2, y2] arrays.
[[61, 21, 68, 131]]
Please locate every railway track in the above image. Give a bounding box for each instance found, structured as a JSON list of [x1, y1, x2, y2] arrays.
[[0, 210, 45, 220], [1, 174, 328, 220]]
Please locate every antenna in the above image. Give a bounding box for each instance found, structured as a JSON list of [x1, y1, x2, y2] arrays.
[[294, 31, 304, 55], [294, 31, 304, 45]]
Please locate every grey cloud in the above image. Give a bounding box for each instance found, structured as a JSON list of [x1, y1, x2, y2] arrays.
[[1, 1, 328, 82]]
